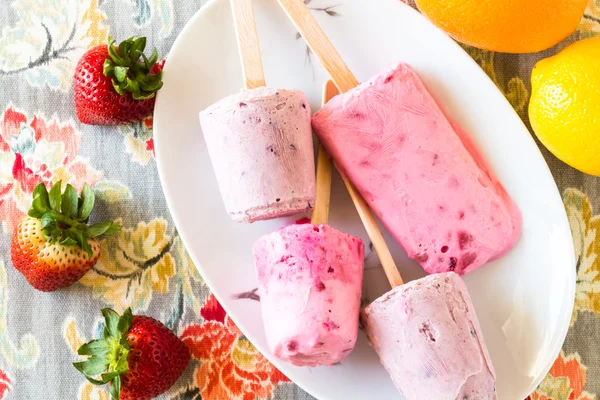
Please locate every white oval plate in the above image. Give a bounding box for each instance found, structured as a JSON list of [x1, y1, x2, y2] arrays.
[[154, 0, 575, 398]]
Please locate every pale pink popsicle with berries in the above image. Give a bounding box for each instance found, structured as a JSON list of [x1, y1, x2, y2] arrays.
[[253, 223, 364, 367], [200, 88, 315, 223], [361, 272, 497, 399], [312, 63, 521, 275]]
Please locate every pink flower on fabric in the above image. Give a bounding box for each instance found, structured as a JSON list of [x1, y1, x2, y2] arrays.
[[0, 106, 102, 232], [0, 369, 10, 399]]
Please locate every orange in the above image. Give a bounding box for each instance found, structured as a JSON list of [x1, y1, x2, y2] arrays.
[[414, 0, 588, 53]]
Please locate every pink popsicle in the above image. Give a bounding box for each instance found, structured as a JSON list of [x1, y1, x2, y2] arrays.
[[312, 63, 521, 275], [253, 223, 364, 367], [201, 0, 315, 223], [361, 272, 496, 400], [200, 87, 315, 223]]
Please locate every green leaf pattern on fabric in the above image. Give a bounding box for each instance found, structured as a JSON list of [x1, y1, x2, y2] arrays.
[[0, 0, 108, 91]]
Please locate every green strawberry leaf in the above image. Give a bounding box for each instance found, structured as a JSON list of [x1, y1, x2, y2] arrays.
[[61, 184, 78, 217], [72, 362, 106, 385], [32, 196, 48, 215], [73, 230, 93, 258], [115, 351, 129, 374], [114, 66, 128, 83], [64, 229, 79, 242], [141, 54, 150, 70], [139, 73, 163, 92], [100, 370, 120, 383], [40, 210, 57, 229], [79, 184, 95, 220], [124, 78, 140, 94], [78, 339, 110, 356], [147, 48, 158, 68], [132, 91, 156, 100], [102, 309, 121, 337], [118, 40, 132, 64], [81, 235, 93, 259], [28, 208, 42, 219], [131, 37, 146, 54], [112, 81, 127, 95], [46, 228, 60, 243], [103, 59, 115, 76], [32, 182, 49, 202], [107, 37, 126, 66], [130, 51, 142, 64], [73, 356, 109, 376], [103, 223, 121, 236], [117, 308, 133, 334], [48, 180, 62, 212], [129, 39, 145, 62], [59, 236, 78, 246], [77, 197, 84, 218], [32, 183, 50, 211], [110, 375, 121, 400], [86, 221, 113, 237], [119, 334, 130, 349], [82, 375, 105, 386]]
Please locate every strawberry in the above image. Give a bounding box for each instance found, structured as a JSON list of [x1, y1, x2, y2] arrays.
[[75, 36, 164, 125], [10, 181, 120, 292], [74, 308, 190, 400]]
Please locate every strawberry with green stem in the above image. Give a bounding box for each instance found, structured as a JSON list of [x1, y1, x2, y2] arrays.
[[74, 308, 190, 400], [10, 181, 120, 292], [75, 36, 164, 125]]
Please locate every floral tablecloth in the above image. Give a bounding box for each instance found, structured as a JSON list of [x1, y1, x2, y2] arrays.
[[0, 0, 598, 399]]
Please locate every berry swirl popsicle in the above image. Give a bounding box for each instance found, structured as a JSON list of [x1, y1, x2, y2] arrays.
[[199, 0, 315, 223], [253, 81, 364, 367], [312, 63, 521, 275]]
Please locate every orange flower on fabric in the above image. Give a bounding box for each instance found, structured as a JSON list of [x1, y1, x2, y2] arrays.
[[526, 351, 595, 400], [181, 295, 289, 400]]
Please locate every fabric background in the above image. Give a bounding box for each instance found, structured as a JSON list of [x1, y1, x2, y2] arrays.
[[0, 0, 598, 399]]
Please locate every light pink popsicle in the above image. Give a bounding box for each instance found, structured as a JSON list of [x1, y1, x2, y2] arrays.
[[361, 272, 496, 400], [312, 64, 521, 275], [200, 87, 315, 223], [253, 223, 364, 367]]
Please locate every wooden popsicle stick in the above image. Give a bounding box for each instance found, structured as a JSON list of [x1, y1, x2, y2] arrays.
[[275, 0, 403, 288], [310, 81, 337, 225], [275, 0, 358, 93], [318, 80, 404, 288], [230, 0, 266, 89], [341, 171, 404, 288]]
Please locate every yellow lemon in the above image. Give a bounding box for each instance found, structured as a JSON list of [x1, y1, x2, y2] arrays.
[[529, 37, 600, 176]]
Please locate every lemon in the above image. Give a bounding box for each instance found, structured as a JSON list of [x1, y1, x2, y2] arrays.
[[529, 37, 600, 176]]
